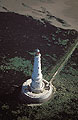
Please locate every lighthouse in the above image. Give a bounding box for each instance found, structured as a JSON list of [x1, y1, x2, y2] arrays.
[[31, 49, 44, 93], [21, 49, 53, 104]]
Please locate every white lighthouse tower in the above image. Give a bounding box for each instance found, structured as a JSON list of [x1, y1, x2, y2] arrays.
[[31, 49, 44, 93], [21, 49, 53, 104]]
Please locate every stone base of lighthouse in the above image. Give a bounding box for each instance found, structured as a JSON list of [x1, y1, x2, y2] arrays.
[[20, 79, 53, 104]]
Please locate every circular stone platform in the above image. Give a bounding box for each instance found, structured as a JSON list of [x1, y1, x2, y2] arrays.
[[20, 79, 53, 103]]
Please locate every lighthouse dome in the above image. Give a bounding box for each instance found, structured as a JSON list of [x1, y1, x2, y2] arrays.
[[35, 49, 40, 53]]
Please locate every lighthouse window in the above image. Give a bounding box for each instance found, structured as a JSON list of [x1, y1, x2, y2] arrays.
[[38, 67, 39, 69]]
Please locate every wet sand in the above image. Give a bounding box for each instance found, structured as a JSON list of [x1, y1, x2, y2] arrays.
[[0, 0, 78, 30]]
